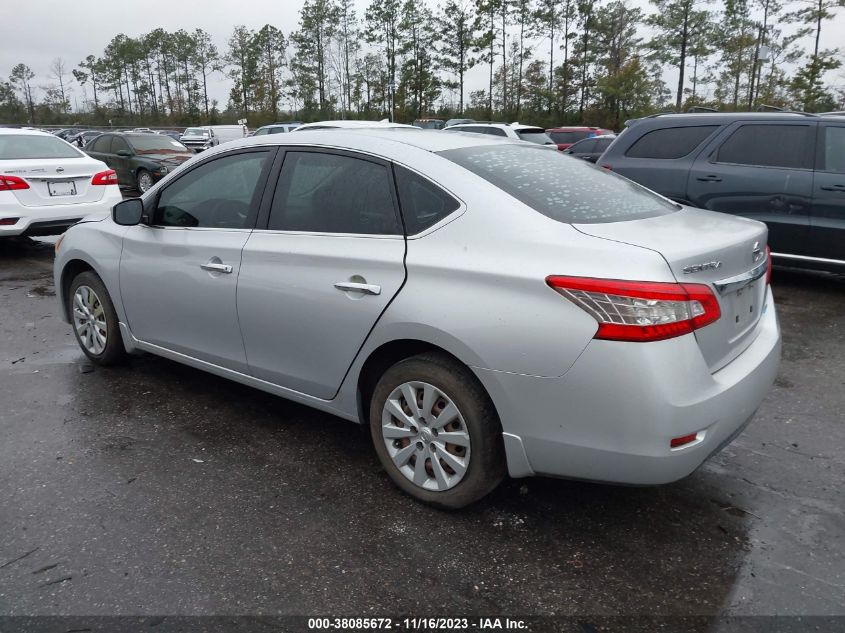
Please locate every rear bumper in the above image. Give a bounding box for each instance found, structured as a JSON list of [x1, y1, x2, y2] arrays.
[[1, 191, 122, 237], [477, 286, 781, 484]]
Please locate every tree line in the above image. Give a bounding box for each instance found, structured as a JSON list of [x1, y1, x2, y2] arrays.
[[2, 0, 844, 131]]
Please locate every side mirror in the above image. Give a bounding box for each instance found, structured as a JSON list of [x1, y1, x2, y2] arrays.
[[116, 149, 132, 157], [113, 198, 144, 226]]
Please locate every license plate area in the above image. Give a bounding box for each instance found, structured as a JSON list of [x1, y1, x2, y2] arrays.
[[727, 280, 764, 332], [48, 180, 77, 197]]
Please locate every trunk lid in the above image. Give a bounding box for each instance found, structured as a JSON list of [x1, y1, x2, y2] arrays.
[[574, 206, 769, 372], [1, 157, 108, 207]]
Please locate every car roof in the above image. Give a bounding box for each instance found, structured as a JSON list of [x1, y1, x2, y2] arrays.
[[209, 128, 525, 156], [295, 120, 417, 130], [449, 122, 545, 131], [626, 111, 845, 126]]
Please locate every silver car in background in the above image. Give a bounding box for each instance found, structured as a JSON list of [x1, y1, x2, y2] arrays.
[[54, 130, 781, 508]]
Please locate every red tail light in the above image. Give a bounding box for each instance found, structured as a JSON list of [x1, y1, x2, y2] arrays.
[[0, 175, 30, 191], [91, 169, 117, 186], [546, 276, 721, 342], [0, 217, 20, 225], [765, 245, 772, 284], [600, 164, 612, 171]]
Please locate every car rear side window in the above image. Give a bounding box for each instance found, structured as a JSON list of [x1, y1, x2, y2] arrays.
[[268, 151, 401, 235], [821, 126, 845, 173], [395, 166, 461, 234], [440, 144, 678, 224], [715, 124, 813, 169], [154, 151, 269, 229], [625, 125, 719, 159]]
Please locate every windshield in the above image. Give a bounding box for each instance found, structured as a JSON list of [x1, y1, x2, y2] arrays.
[[439, 144, 678, 224], [0, 134, 83, 160], [182, 128, 208, 137], [516, 129, 554, 144], [549, 130, 593, 145], [130, 136, 190, 154]]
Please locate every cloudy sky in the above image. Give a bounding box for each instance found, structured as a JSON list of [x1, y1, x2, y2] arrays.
[[3, 0, 845, 114]]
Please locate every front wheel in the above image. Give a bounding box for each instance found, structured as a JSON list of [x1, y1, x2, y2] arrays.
[[69, 271, 127, 366], [369, 352, 505, 509], [136, 169, 153, 193]]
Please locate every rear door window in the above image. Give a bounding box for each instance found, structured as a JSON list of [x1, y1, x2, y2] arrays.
[[819, 126, 845, 173], [110, 136, 130, 155], [268, 151, 401, 235], [440, 144, 678, 224], [715, 124, 814, 169], [88, 135, 110, 153], [625, 125, 719, 159]]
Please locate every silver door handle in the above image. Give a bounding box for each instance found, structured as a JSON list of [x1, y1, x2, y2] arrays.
[[201, 262, 233, 274], [334, 281, 381, 295]]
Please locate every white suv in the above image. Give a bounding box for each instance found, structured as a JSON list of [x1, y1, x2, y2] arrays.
[[443, 122, 556, 147]]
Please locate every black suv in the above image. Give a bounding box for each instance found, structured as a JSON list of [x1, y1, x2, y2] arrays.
[[599, 112, 845, 272]]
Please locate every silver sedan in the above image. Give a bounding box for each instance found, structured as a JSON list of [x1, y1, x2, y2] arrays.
[[54, 129, 781, 508]]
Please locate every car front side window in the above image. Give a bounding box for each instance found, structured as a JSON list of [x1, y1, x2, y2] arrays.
[[153, 151, 270, 229]]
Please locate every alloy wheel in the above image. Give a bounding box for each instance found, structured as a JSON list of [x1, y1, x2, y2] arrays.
[[381, 381, 471, 491], [137, 171, 153, 193], [73, 285, 108, 355]]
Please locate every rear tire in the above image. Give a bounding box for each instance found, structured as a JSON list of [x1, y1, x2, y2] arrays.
[[136, 169, 153, 193], [68, 271, 127, 366], [369, 352, 505, 509]]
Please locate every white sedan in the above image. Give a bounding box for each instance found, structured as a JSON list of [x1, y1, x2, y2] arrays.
[[0, 128, 122, 238]]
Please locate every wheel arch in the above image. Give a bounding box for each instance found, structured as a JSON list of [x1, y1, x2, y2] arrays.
[[355, 338, 502, 432], [59, 258, 97, 321]]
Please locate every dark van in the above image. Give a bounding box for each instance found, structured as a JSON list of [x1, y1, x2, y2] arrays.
[[598, 112, 845, 272]]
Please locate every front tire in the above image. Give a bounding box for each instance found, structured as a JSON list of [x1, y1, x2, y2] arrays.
[[136, 168, 153, 193], [369, 352, 505, 509], [68, 271, 126, 366]]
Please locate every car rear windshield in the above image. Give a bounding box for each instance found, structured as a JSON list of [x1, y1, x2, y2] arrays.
[[516, 129, 554, 144], [0, 134, 83, 160], [439, 144, 678, 224], [130, 136, 190, 154], [549, 130, 592, 144]]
